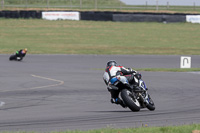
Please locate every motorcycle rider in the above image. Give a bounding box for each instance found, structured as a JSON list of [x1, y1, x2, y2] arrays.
[[103, 60, 138, 108], [15, 48, 28, 60]]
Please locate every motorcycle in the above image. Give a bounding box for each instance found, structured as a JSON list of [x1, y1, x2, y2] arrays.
[[108, 73, 155, 112], [9, 54, 23, 61]]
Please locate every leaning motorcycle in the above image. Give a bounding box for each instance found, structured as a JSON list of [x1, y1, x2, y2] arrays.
[[108, 73, 155, 112], [9, 54, 23, 61]]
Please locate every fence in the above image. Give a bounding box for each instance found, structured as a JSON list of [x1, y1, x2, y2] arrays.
[[0, 0, 200, 12]]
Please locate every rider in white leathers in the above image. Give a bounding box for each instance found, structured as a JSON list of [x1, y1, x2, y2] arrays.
[[103, 60, 137, 108]]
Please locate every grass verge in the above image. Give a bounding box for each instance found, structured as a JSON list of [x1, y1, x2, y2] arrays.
[[8, 124, 199, 133], [1, 0, 200, 14], [0, 19, 200, 55]]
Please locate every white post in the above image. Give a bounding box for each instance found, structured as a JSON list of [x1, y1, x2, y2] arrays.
[[180, 56, 191, 68]]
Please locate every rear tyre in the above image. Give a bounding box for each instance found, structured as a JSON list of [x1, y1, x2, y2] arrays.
[[9, 55, 16, 61], [121, 89, 140, 112], [146, 95, 155, 111]]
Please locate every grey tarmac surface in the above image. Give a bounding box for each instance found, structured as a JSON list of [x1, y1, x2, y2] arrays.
[[0, 54, 200, 132]]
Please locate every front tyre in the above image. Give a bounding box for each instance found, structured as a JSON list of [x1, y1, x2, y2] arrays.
[[146, 94, 155, 111], [121, 89, 140, 112], [16, 57, 23, 61]]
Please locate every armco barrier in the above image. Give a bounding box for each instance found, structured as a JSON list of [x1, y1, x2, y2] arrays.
[[1, 11, 20, 18], [80, 11, 187, 22], [0, 10, 197, 23], [0, 11, 5, 18], [163, 15, 186, 22], [80, 11, 112, 21], [19, 11, 41, 18], [113, 14, 163, 22], [113, 13, 186, 23], [0, 10, 41, 18]]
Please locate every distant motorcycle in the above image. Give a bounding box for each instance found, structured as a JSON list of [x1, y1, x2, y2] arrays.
[[9, 54, 23, 61], [108, 73, 155, 112]]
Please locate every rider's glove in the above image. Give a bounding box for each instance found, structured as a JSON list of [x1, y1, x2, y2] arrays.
[[135, 73, 142, 79], [128, 68, 137, 74]]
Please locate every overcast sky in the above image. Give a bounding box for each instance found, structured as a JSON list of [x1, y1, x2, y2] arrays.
[[120, 0, 200, 6]]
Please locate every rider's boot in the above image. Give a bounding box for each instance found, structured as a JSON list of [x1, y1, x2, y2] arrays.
[[111, 98, 127, 108]]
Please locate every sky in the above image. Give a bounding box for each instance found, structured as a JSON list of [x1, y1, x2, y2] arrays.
[[120, 0, 200, 6]]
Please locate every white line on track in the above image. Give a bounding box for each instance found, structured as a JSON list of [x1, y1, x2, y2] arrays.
[[0, 101, 5, 107], [0, 74, 64, 92], [30, 74, 64, 89], [187, 72, 200, 74]]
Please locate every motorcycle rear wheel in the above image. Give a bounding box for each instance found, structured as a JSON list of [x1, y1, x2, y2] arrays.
[[9, 55, 16, 61], [121, 89, 140, 112]]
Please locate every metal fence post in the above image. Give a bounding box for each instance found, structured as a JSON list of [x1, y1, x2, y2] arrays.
[[145, 1, 148, 9], [26, 0, 28, 9], [70, 0, 72, 9], [1, 0, 4, 9], [193, 2, 196, 10], [47, 0, 49, 9], [95, 0, 97, 9], [80, 0, 82, 9], [167, 2, 169, 10], [156, 0, 159, 11]]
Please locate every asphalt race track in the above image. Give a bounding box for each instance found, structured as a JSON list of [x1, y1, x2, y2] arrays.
[[0, 54, 200, 132]]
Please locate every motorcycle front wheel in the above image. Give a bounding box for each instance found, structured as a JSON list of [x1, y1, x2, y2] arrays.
[[121, 89, 140, 112], [146, 94, 155, 111], [16, 57, 23, 61]]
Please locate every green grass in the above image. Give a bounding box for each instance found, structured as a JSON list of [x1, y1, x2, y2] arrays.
[[4, 0, 124, 5], [2, 0, 125, 10], [75, 124, 200, 133], [63, 124, 200, 133], [1, 124, 199, 133], [1, 0, 200, 13], [0, 19, 200, 55]]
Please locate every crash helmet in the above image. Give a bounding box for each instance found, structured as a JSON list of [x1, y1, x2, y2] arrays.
[[107, 60, 117, 67], [22, 48, 28, 54], [24, 48, 28, 52]]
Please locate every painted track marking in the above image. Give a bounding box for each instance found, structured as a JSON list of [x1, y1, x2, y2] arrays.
[[30, 74, 64, 89], [0, 75, 64, 92], [0, 101, 5, 107]]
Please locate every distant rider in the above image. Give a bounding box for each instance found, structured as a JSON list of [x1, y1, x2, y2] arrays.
[[103, 60, 138, 108], [16, 48, 28, 59]]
